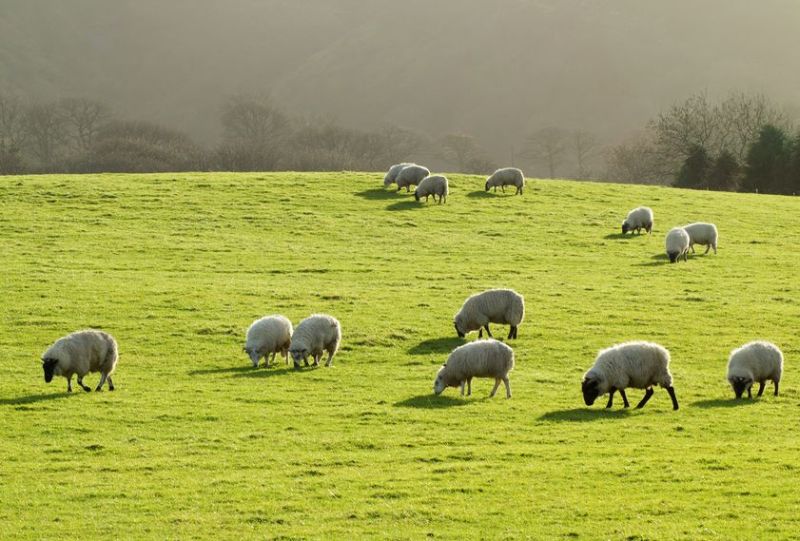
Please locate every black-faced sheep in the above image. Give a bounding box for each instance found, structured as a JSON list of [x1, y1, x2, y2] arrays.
[[414, 175, 449, 204], [383, 163, 412, 188], [622, 207, 653, 234], [41, 330, 119, 392], [485, 167, 524, 195], [682, 222, 718, 255], [244, 315, 293, 368], [288, 314, 341, 369], [433, 339, 514, 398], [454, 288, 524, 340], [395, 164, 430, 192], [727, 341, 783, 399], [665, 227, 690, 263]]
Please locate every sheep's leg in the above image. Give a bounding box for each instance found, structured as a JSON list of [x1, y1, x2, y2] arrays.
[[619, 389, 630, 408], [502, 376, 511, 398], [460, 381, 466, 396], [704, 244, 710, 255], [508, 325, 518, 339], [95, 373, 108, 392], [489, 378, 502, 398], [478, 328, 483, 338], [77, 376, 91, 393], [774, 380, 780, 396], [397, 186, 402, 192], [483, 324, 493, 338], [635, 387, 654, 409], [666, 386, 679, 410], [467, 377, 472, 396], [605, 388, 616, 408], [501, 185, 505, 193], [313, 353, 321, 367], [713, 244, 717, 254], [66, 376, 73, 393], [325, 349, 334, 367], [690, 244, 696, 253], [757, 381, 765, 397], [303, 355, 310, 367], [747, 386, 752, 399], [106, 376, 115, 391]]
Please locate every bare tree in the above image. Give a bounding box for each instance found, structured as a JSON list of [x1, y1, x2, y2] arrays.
[[523, 126, 568, 178], [0, 93, 27, 149], [438, 133, 495, 173], [218, 95, 292, 170], [59, 97, 111, 152], [573, 130, 598, 178], [648, 92, 718, 171], [717, 92, 789, 162], [604, 135, 668, 184], [24, 103, 67, 169]]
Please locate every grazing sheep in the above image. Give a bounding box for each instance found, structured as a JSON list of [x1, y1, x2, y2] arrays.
[[454, 288, 525, 340], [244, 315, 293, 368], [41, 330, 119, 392], [665, 227, 690, 263], [581, 341, 679, 410], [621, 207, 653, 234], [727, 341, 783, 399], [383, 162, 412, 187], [485, 167, 525, 195], [289, 314, 341, 369], [414, 174, 449, 204], [682, 222, 718, 254], [433, 339, 514, 398], [395, 164, 430, 192]]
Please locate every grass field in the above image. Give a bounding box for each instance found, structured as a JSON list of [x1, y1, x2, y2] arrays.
[[1, 171, 799, 540]]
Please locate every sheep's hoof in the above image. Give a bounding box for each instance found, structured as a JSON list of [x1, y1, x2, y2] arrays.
[[108, 387, 115, 391], [81, 387, 91, 393]]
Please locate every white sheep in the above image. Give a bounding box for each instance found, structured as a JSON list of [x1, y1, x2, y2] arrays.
[[433, 339, 514, 398], [727, 341, 783, 399], [485, 167, 524, 195], [288, 314, 341, 368], [621, 206, 653, 234], [383, 162, 412, 187], [682, 222, 718, 254], [581, 341, 679, 410], [454, 288, 525, 340], [665, 227, 690, 263], [244, 315, 293, 368], [414, 174, 449, 204], [395, 164, 430, 192], [41, 330, 119, 392]]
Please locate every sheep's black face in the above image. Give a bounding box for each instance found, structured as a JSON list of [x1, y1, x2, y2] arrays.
[[414, 191, 420, 202], [622, 222, 629, 234], [42, 358, 58, 383], [667, 251, 678, 263], [484, 181, 490, 192], [454, 322, 465, 339], [730, 376, 752, 399], [582, 378, 600, 406]]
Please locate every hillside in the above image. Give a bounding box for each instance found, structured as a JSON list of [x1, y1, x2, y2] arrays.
[[1, 172, 799, 538]]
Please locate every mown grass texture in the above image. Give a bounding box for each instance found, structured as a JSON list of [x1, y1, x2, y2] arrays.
[[1, 172, 799, 540]]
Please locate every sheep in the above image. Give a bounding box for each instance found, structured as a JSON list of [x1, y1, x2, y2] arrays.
[[41, 330, 119, 392], [414, 174, 449, 204], [243, 315, 293, 368], [288, 314, 341, 369], [433, 339, 514, 398], [454, 288, 524, 340], [383, 162, 412, 187], [682, 222, 718, 255], [665, 227, 690, 263], [485, 167, 524, 195], [727, 341, 783, 399], [621, 206, 653, 234], [395, 164, 430, 192], [581, 341, 679, 410]]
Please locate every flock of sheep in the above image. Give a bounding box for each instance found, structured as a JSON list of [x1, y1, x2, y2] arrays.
[[37, 167, 784, 412]]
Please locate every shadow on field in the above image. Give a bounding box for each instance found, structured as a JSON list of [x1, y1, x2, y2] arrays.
[[408, 337, 466, 355], [634, 253, 670, 266], [188, 366, 253, 376], [603, 233, 639, 240], [394, 394, 471, 408], [385, 200, 420, 211], [354, 188, 399, 200], [692, 398, 758, 408], [538, 408, 630, 422], [233, 366, 300, 379], [0, 392, 78, 406], [466, 190, 493, 198]]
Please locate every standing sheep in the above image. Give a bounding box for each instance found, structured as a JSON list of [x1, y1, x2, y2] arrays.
[[383, 163, 412, 187], [665, 227, 690, 263], [433, 339, 514, 398], [395, 164, 430, 192], [41, 330, 119, 392], [485, 167, 525, 195], [581, 341, 679, 410], [244, 315, 293, 368], [621, 207, 653, 235], [727, 341, 783, 399], [682, 222, 718, 254], [414, 175, 449, 204], [454, 288, 525, 340], [288, 314, 341, 369]]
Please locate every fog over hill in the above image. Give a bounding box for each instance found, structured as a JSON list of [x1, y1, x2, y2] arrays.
[[1, 0, 798, 171]]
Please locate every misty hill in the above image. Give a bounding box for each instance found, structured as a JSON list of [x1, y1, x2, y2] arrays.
[[2, 0, 798, 171]]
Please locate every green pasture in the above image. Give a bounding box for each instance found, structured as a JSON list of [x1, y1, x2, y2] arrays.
[[1, 172, 798, 540]]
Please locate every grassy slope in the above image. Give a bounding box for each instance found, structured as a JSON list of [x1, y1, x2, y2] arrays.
[[0, 172, 799, 540]]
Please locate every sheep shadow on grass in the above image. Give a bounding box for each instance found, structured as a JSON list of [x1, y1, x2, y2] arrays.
[[385, 200, 421, 211], [354, 188, 400, 201], [603, 233, 639, 240], [537, 407, 631, 422], [188, 365, 253, 376], [466, 190, 494, 198], [634, 253, 672, 267], [394, 394, 472, 409], [233, 366, 308, 378], [692, 398, 759, 409], [0, 392, 79, 406], [408, 337, 466, 356]]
